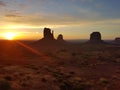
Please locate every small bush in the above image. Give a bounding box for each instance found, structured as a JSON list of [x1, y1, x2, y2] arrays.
[[69, 71, 75, 75], [4, 76, 12, 81], [41, 77, 47, 82], [31, 66, 39, 70], [99, 78, 109, 84], [60, 81, 72, 90], [21, 82, 28, 87], [60, 49, 67, 52], [60, 81, 87, 90], [0, 79, 11, 90], [73, 83, 86, 90], [72, 53, 77, 57]]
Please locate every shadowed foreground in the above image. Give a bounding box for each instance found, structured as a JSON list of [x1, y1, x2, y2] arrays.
[[0, 40, 120, 90]]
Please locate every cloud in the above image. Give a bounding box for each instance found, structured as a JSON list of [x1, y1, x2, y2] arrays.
[[1, 3, 120, 29], [4, 14, 79, 27], [2, 7, 101, 26], [4, 10, 23, 18], [5, 14, 22, 18], [1, 13, 102, 25]]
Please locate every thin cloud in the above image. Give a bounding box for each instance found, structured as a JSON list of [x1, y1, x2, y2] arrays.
[[5, 14, 22, 18], [3, 8, 101, 26], [5, 10, 23, 18]]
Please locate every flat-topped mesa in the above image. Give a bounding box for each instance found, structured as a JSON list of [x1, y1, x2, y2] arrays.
[[57, 34, 64, 41], [43, 28, 54, 40], [115, 37, 120, 42], [90, 32, 102, 42]]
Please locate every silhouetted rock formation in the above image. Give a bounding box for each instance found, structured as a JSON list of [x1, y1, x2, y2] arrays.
[[115, 37, 120, 42], [36, 28, 67, 48], [43, 28, 54, 40], [57, 34, 65, 42], [37, 27, 56, 45], [36, 27, 68, 46], [90, 32, 103, 43]]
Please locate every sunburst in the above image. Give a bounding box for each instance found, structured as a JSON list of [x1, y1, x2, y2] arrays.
[[3, 32, 16, 40]]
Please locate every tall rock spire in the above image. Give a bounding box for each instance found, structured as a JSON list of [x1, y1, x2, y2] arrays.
[[43, 28, 54, 40]]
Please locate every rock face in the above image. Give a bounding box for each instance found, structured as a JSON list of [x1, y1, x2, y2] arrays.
[[115, 37, 120, 42], [57, 34, 64, 42], [90, 32, 102, 42], [43, 28, 54, 40], [38, 27, 66, 45]]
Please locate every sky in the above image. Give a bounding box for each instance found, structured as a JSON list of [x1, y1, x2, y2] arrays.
[[0, 0, 120, 40]]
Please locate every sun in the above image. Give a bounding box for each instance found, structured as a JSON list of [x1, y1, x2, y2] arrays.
[[3, 32, 16, 40]]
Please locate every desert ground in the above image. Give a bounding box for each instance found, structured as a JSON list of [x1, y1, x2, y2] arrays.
[[0, 40, 120, 90]]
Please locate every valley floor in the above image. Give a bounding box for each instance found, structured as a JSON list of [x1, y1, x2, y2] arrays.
[[0, 40, 120, 90]]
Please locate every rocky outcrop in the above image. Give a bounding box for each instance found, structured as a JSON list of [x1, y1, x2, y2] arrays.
[[90, 32, 102, 43], [37, 27, 67, 45], [57, 34, 64, 42], [115, 37, 120, 45], [43, 28, 54, 40], [115, 38, 120, 41]]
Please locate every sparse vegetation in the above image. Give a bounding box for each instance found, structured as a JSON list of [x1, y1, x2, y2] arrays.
[[0, 79, 11, 90], [0, 40, 119, 90], [41, 77, 47, 82], [4, 76, 12, 81], [21, 82, 29, 87], [99, 78, 109, 84], [72, 52, 77, 57]]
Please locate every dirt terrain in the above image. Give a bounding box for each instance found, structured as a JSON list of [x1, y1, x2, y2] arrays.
[[0, 40, 120, 90]]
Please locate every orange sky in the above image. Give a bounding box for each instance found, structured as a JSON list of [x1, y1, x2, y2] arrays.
[[0, 0, 120, 40]]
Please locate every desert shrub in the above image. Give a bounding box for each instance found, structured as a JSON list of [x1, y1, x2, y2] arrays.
[[19, 73, 24, 76], [60, 81, 89, 90], [99, 78, 109, 84], [26, 76, 31, 80], [46, 52, 54, 57], [73, 77, 82, 83], [0, 65, 3, 68], [25, 64, 39, 70], [60, 81, 72, 90], [73, 83, 86, 90], [69, 71, 75, 75], [79, 60, 88, 66], [52, 70, 91, 90], [114, 58, 120, 63], [30, 66, 39, 70], [60, 49, 67, 52], [72, 53, 77, 57], [43, 66, 51, 72], [21, 82, 28, 87], [41, 77, 47, 83], [4, 76, 12, 81], [0, 79, 11, 90], [36, 71, 40, 74]]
